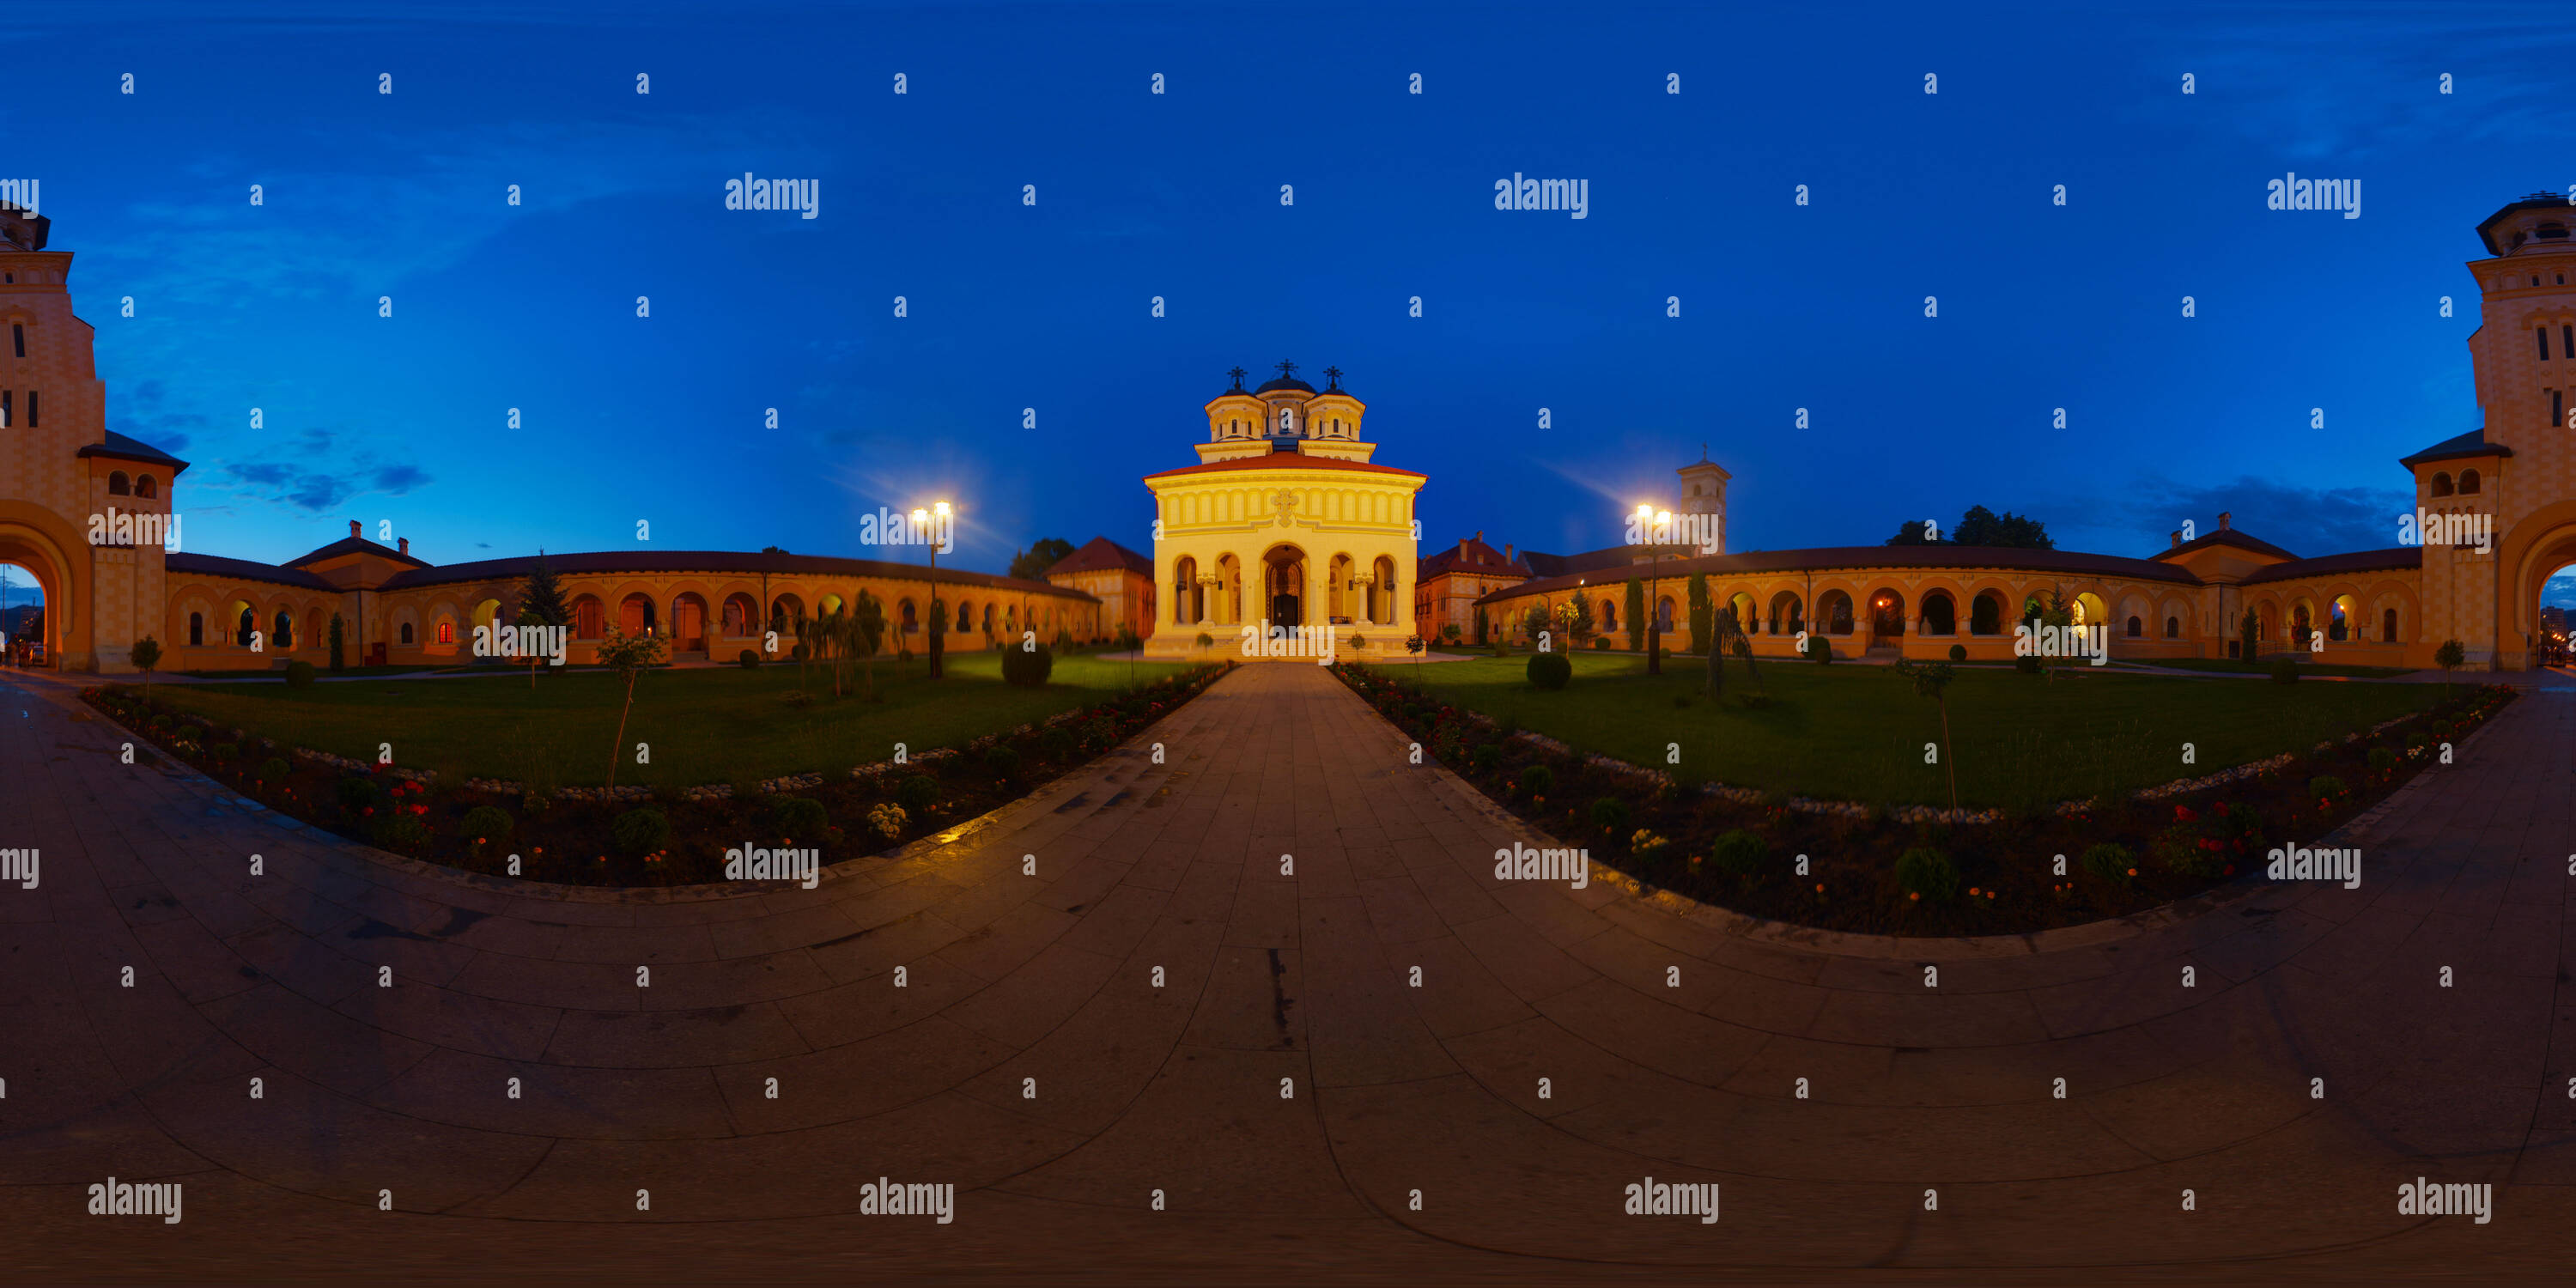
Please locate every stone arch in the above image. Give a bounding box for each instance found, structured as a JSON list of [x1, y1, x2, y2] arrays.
[[720, 592, 757, 638], [1919, 588, 1957, 635], [1865, 586, 1905, 642], [1969, 587, 2008, 635], [570, 594, 606, 639], [1766, 589, 1803, 635], [1815, 588, 1855, 635], [769, 592, 804, 633], [0, 502, 87, 668]]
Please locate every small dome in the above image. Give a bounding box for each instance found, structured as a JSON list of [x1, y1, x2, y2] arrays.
[[1255, 375, 1315, 395]]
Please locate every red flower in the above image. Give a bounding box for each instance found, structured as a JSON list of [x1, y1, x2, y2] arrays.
[[2173, 805, 2197, 823]]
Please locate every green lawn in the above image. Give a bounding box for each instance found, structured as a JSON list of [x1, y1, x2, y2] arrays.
[[2132, 657, 2419, 679], [152, 653, 1192, 790], [1393, 653, 2444, 809]]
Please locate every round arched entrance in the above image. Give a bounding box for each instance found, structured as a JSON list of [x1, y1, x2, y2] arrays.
[[1261, 544, 1308, 629], [0, 507, 83, 669]]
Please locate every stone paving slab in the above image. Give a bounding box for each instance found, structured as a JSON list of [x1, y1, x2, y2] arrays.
[[5, 663, 2575, 1281]]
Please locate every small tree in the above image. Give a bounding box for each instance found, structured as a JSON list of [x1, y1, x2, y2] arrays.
[[1473, 605, 1488, 647], [516, 551, 572, 688], [2434, 638, 2465, 702], [1704, 605, 1760, 699], [1522, 601, 1552, 649], [2025, 590, 2074, 682], [130, 635, 162, 694], [597, 625, 667, 791], [328, 613, 346, 671], [1893, 657, 1959, 811], [849, 592, 887, 698], [2239, 607, 2261, 662], [1563, 590, 1596, 650], [1623, 579, 1647, 651], [1686, 574, 1710, 655]]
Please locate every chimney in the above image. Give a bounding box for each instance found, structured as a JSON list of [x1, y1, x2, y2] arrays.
[[2217, 511, 2231, 531], [1475, 530, 1483, 543], [349, 519, 361, 538], [398, 538, 410, 556], [2170, 531, 2182, 549], [1458, 538, 1469, 559], [1504, 544, 1516, 564]]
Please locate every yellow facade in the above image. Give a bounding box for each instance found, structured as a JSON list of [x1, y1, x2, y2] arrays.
[[1139, 365, 1423, 659]]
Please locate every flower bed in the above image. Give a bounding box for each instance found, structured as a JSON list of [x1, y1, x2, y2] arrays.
[[1335, 664, 2516, 936], [82, 661, 1233, 889]]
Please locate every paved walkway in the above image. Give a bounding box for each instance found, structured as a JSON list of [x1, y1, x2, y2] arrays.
[[5, 662, 2574, 1282]]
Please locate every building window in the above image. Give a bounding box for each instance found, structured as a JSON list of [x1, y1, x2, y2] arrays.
[[2125, 615, 2142, 638], [2164, 615, 2179, 639], [9, 324, 20, 358], [137, 474, 157, 499], [2430, 472, 2453, 497], [2544, 327, 2555, 361], [2, 390, 9, 426], [189, 612, 204, 646], [2382, 608, 2398, 642], [24, 390, 33, 427], [400, 623, 415, 644], [2566, 325, 2575, 358], [2555, 390, 2566, 429], [2459, 469, 2480, 495], [274, 611, 295, 649], [436, 621, 453, 645], [109, 471, 130, 495]]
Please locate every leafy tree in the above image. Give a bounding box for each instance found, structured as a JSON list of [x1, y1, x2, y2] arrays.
[[1522, 601, 1552, 649], [2434, 638, 2465, 701], [1893, 657, 1959, 810], [1623, 579, 1647, 650], [130, 635, 161, 694], [1008, 538, 1077, 581], [1704, 605, 1760, 699], [1473, 605, 1488, 647], [847, 592, 887, 698], [1953, 505, 2053, 550], [2239, 607, 2261, 661], [596, 625, 668, 790], [328, 613, 346, 671], [514, 551, 572, 687], [1884, 519, 1947, 547], [759, 544, 791, 555], [1686, 574, 1710, 654], [1563, 589, 1596, 649]]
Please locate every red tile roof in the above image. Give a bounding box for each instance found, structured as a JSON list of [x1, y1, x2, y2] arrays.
[[1047, 536, 1153, 577], [1143, 453, 1424, 482]]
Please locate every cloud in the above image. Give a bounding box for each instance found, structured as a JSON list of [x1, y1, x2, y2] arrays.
[[2091, 473, 2413, 557], [210, 440, 431, 514]]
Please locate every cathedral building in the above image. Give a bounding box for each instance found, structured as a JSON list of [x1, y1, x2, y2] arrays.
[[1137, 363, 1423, 658]]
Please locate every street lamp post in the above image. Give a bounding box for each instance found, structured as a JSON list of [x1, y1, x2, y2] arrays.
[[913, 501, 951, 678], [1637, 504, 1674, 676]]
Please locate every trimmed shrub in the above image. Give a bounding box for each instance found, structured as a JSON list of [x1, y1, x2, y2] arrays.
[[1947, 643, 1967, 662], [1001, 641, 1054, 687], [1589, 636, 1610, 649], [460, 805, 513, 847], [2081, 842, 2134, 882], [369, 811, 428, 853], [865, 803, 907, 840], [336, 775, 379, 812], [2308, 775, 2348, 800], [2271, 658, 2300, 684], [1468, 743, 1503, 774], [983, 744, 1022, 780], [1526, 653, 1572, 690], [1194, 632, 1214, 648], [612, 807, 672, 856], [1806, 636, 1832, 664], [1518, 764, 1555, 797], [1895, 847, 1959, 900], [738, 649, 760, 668], [210, 742, 240, 762], [257, 756, 291, 781], [284, 660, 317, 688], [2367, 746, 2398, 772], [1709, 828, 1767, 876], [772, 796, 829, 842], [1082, 715, 1119, 750], [1038, 726, 1077, 761], [896, 774, 940, 813], [1589, 797, 1631, 836]]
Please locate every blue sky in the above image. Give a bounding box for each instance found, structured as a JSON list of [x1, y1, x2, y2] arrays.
[[7, 0, 2576, 608]]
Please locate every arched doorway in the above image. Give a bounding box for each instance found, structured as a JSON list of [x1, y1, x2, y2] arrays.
[[1261, 544, 1307, 628], [0, 517, 78, 670], [0, 558, 50, 666], [1867, 588, 1905, 646]]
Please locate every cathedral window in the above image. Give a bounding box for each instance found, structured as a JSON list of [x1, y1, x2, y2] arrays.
[[23, 390, 33, 426], [2458, 469, 2480, 495], [189, 613, 203, 646], [109, 471, 130, 495], [10, 324, 20, 358], [2555, 390, 2566, 428], [2543, 327, 2555, 361], [2430, 472, 2452, 497], [137, 475, 158, 499]]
